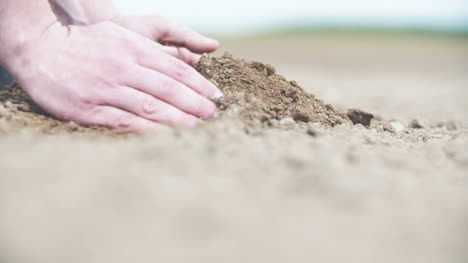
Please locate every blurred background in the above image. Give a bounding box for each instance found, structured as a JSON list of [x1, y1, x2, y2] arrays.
[[114, 0, 468, 35], [116, 0, 468, 125]]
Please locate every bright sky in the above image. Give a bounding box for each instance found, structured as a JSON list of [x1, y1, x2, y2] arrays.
[[114, 0, 468, 34]]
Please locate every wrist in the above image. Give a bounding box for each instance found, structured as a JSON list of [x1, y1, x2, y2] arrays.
[[0, 1, 60, 72], [50, 0, 118, 25], [0, 24, 67, 85]]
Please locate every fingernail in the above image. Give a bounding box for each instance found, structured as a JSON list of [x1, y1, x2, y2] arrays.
[[192, 54, 202, 66], [212, 111, 220, 119], [207, 38, 219, 45], [211, 89, 224, 101]]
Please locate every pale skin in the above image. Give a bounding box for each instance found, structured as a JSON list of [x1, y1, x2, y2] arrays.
[[0, 0, 222, 132]]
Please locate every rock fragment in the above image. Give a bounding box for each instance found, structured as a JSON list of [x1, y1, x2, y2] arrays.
[[279, 118, 296, 129], [409, 119, 425, 129], [385, 121, 405, 133], [390, 122, 405, 133], [347, 109, 374, 127], [0, 104, 8, 117]]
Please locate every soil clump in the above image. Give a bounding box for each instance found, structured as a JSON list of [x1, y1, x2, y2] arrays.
[[196, 53, 355, 129]]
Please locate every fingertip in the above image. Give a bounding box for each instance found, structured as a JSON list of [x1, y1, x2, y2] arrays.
[[211, 38, 220, 47], [211, 88, 224, 100], [207, 81, 223, 100], [203, 38, 220, 52], [191, 53, 202, 66]]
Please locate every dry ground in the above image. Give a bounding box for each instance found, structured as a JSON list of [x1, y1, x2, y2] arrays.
[[1, 33, 467, 263]]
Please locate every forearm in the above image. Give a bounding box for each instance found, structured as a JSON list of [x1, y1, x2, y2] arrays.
[[50, 0, 117, 25], [0, 0, 59, 67]]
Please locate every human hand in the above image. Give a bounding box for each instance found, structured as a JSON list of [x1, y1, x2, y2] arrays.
[[4, 22, 222, 132], [110, 15, 219, 66], [49, 1, 219, 65]]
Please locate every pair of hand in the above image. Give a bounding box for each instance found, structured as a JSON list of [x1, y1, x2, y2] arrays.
[[10, 15, 222, 132]]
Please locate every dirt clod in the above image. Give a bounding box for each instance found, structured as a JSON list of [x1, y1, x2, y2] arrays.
[[347, 108, 374, 127], [409, 119, 425, 129]]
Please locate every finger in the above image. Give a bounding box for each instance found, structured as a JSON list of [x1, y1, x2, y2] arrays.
[[160, 21, 219, 53], [138, 50, 223, 100], [103, 86, 201, 128], [175, 47, 201, 67], [160, 44, 201, 67], [159, 44, 179, 57], [125, 66, 217, 120], [85, 106, 161, 133]]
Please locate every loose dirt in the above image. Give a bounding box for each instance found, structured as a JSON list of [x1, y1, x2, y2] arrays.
[[0, 53, 378, 135], [196, 53, 351, 128]]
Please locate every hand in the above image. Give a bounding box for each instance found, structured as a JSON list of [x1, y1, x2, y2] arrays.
[[110, 15, 219, 66], [48, 1, 219, 65], [6, 22, 222, 133]]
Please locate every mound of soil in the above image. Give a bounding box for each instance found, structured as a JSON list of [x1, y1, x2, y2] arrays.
[[197, 53, 352, 128], [0, 53, 375, 134]]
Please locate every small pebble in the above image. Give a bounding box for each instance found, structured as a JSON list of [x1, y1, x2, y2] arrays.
[[279, 118, 296, 129], [306, 127, 318, 137], [0, 104, 8, 116], [409, 119, 425, 129], [389, 122, 405, 133]]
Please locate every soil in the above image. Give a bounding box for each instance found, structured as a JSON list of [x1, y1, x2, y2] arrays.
[[1, 37, 467, 263], [196, 53, 351, 128], [0, 53, 377, 135]]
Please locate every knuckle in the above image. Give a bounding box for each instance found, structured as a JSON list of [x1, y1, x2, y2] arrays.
[[73, 83, 111, 113], [103, 58, 128, 75], [142, 98, 160, 115], [72, 105, 101, 125], [170, 59, 191, 79], [116, 35, 144, 58], [157, 77, 178, 98], [75, 93, 97, 112], [116, 113, 135, 128]]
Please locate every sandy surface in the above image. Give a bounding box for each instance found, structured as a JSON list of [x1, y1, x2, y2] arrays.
[[1, 33, 467, 263]]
